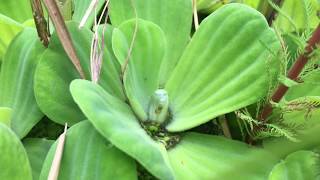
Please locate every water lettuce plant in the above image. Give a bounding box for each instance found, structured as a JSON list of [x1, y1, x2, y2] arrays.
[[62, 1, 283, 179]]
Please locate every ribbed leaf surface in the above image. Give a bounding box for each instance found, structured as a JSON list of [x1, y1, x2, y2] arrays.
[[23, 138, 54, 180], [168, 133, 279, 180], [109, 0, 192, 84], [165, 4, 281, 132], [40, 121, 137, 180], [70, 80, 174, 180], [269, 151, 320, 180], [0, 28, 44, 138], [34, 22, 123, 125], [112, 19, 166, 120], [0, 124, 32, 180]]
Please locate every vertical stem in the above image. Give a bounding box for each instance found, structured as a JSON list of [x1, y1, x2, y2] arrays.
[[218, 116, 232, 139], [42, 0, 86, 79], [260, 24, 320, 121], [30, 0, 50, 47]]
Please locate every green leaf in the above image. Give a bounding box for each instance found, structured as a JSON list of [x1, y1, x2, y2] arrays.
[[112, 19, 166, 120], [285, 71, 320, 101], [0, 107, 12, 127], [274, 0, 320, 32], [0, 28, 44, 138], [73, 0, 105, 28], [263, 123, 320, 158], [34, 22, 123, 126], [40, 121, 137, 180], [70, 80, 175, 180], [168, 133, 279, 180], [0, 124, 32, 180], [0, 14, 24, 62], [23, 138, 54, 180], [109, 0, 192, 84], [0, 0, 32, 23], [269, 151, 320, 180], [165, 4, 281, 132]]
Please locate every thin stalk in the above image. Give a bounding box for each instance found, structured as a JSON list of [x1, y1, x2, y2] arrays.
[[48, 124, 67, 180], [30, 0, 50, 47], [192, 0, 199, 30], [121, 0, 138, 81], [42, 0, 86, 79], [260, 24, 320, 121], [218, 116, 232, 139]]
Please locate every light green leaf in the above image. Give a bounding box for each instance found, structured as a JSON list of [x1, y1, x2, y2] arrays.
[[23, 138, 54, 180], [0, 28, 44, 138], [0, 0, 32, 23], [109, 0, 192, 84], [40, 121, 137, 180], [34, 22, 123, 126], [0, 14, 24, 62], [285, 71, 320, 101], [0, 107, 12, 127], [168, 132, 279, 180], [269, 151, 320, 180], [0, 124, 32, 180], [165, 4, 281, 132], [274, 0, 320, 32], [112, 19, 166, 120], [70, 80, 175, 180], [73, 0, 105, 28], [263, 123, 320, 158]]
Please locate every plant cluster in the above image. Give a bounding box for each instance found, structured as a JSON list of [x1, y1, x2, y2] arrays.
[[0, 0, 320, 179]]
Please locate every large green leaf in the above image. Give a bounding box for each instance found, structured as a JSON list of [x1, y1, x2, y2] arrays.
[[269, 151, 320, 180], [40, 121, 137, 180], [112, 19, 166, 120], [70, 80, 175, 180], [34, 22, 123, 125], [165, 4, 281, 132], [73, 0, 105, 28], [109, 0, 192, 84], [0, 0, 32, 23], [0, 124, 32, 180], [0, 28, 44, 138], [23, 138, 54, 180], [0, 14, 24, 62], [168, 133, 279, 180]]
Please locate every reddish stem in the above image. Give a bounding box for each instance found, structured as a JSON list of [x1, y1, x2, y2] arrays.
[[260, 24, 320, 121]]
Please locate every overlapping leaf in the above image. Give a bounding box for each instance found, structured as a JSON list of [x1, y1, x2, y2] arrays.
[[165, 4, 281, 132], [70, 80, 174, 180], [109, 0, 192, 84], [34, 22, 123, 126], [0, 14, 24, 63], [169, 133, 279, 180], [0, 28, 44, 138], [24, 138, 54, 180], [269, 151, 320, 180], [40, 121, 137, 180], [0, 124, 32, 180], [112, 19, 166, 120]]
